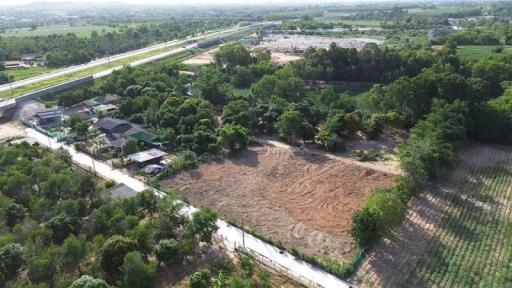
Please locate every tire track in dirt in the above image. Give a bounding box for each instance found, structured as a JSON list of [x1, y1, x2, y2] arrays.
[[162, 146, 396, 262]]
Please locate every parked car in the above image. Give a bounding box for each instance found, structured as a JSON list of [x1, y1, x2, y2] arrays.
[[143, 164, 164, 175]]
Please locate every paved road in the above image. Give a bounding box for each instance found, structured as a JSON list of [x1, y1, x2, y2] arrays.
[[0, 24, 250, 93], [26, 128, 352, 288]]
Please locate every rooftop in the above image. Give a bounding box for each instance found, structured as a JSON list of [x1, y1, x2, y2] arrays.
[[128, 148, 168, 163], [34, 108, 63, 119], [107, 183, 138, 199], [0, 99, 16, 110]]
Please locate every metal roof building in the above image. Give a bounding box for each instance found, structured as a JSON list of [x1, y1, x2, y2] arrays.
[[128, 148, 168, 163]]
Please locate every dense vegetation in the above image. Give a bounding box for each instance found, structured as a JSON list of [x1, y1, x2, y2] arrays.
[[0, 142, 228, 287]]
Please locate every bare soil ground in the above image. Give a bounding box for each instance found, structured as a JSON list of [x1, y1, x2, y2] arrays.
[[257, 34, 384, 52], [161, 145, 396, 262], [0, 121, 26, 143], [182, 48, 218, 66], [182, 47, 301, 66], [269, 52, 302, 65], [352, 144, 512, 287]]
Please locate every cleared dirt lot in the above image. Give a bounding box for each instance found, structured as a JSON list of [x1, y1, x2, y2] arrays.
[[182, 48, 219, 66], [182, 47, 302, 66], [0, 121, 26, 143], [161, 145, 396, 262], [353, 144, 512, 287], [257, 34, 384, 53]]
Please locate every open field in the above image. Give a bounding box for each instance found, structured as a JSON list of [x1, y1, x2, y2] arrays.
[[353, 143, 512, 287], [257, 34, 384, 53], [5, 66, 58, 81], [456, 45, 512, 61], [161, 145, 396, 262], [0, 24, 117, 37]]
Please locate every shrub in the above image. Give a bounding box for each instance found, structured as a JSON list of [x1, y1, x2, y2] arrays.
[[189, 269, 211, 288], [104, 180, 116, 189]]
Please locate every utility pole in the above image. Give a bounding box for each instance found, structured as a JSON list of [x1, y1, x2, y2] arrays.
[[242, 216, 245, 249], [46, 134, 52, 149], [90, 152, 97, 176]]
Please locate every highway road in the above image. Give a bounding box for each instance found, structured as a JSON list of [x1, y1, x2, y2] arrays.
[[26, 127, 353, 288], [0, 24, 254, 94]]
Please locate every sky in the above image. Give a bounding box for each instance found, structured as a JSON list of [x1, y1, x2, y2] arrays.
[[0, 0, 394, 6]]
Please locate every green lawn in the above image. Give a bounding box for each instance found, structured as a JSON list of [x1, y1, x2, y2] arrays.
[[0, 25, 117, 37]]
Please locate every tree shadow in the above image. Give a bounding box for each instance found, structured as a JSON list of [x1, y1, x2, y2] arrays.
[[226, 148, 260, 168]]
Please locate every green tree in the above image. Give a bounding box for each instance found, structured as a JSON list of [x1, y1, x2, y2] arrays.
[[214, 43, 252, 71], [188, 208, 218, 244], [47, 213, 80, 243], [317, 130, 342, 152], [123, 137, 139, 156], [154, 239, 181, 264], [0, 243, 24, 281], [99, 235, 137, 274], [136, 190, 159, 216], [194, 66, 232, 106], [217, 123, 249, 151], [70, 275, 109, 288], [122, 252, 156, 288], [62, 234, 88, 273], [276, 110, 304, 143], [351, 207, 382, 248], [5, 202, 26, 228], [128, 222, 157, 257], [28, 247, 58, 284]]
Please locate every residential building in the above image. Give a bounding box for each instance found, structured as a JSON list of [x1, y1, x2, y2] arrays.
[[33, 108, 64, 128], [95, 118, 160, 149]]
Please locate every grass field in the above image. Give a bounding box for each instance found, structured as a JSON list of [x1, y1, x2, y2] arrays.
[[0, 25, 117, 37], [354, 143, 512, 287], [407, 6, 479, 16], [456, 46, 512, 61], [5, 66, 59, 81]]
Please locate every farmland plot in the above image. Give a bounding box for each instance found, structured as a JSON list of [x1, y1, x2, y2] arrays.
[[354, 144, 512, 287]]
